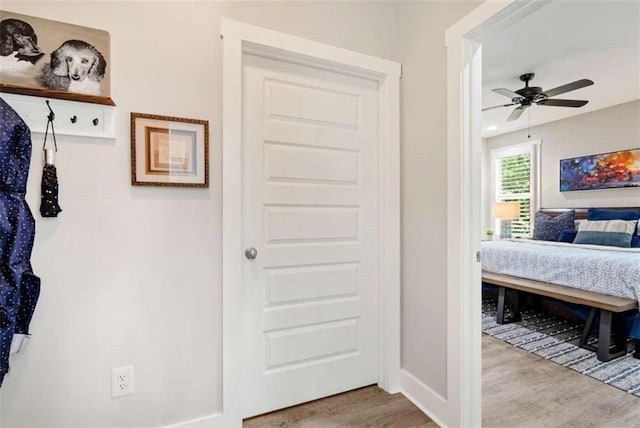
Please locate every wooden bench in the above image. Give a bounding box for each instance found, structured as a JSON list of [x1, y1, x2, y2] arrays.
[[482, 270, 639, 362]]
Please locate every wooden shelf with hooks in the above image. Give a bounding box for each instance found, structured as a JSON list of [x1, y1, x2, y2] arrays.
[[0, 93, 115, 140]]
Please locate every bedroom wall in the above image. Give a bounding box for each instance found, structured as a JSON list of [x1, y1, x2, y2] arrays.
[[0, 2, 401, 427], [484, 100, 640, 219]]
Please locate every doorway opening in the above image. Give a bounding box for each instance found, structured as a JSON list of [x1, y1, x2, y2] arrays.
[[448, 1, 640, 426]]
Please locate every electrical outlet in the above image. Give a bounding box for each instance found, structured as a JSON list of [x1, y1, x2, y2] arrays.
[[111, 366, 134, 398]]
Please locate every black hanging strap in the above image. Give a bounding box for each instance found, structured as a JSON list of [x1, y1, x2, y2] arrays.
[[42, 100, 58, 154]]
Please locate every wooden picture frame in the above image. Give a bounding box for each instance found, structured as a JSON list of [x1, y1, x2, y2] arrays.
[[0, 10, 115, 106], [130, 113, 209, 187]]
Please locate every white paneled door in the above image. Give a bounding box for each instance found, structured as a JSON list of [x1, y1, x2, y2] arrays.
[[241, 53, 380, 418]]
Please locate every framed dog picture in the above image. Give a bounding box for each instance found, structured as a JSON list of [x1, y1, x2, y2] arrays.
[[0, 10, 114, 106], [131, 113, 209, 188]]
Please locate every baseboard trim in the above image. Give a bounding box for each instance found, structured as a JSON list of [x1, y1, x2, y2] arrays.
[[399, 369, 450, 428], [165, 412, 239, 428]]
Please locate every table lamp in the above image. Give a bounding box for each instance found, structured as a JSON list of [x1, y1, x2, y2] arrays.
[[493, 202, 520, 239]]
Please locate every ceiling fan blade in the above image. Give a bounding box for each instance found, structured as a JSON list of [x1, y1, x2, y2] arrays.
[[506, 106, 527, 122], [537, 99, 589, 107], [544, 79, 594, 98], [482, 103, 515, 111], [493, 88, 522, 99]]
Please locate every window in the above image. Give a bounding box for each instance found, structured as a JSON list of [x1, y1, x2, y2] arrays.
[[490, 140, 540, 238]]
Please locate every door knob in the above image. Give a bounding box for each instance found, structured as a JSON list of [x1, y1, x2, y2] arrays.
[[245, 247, 258, 260]]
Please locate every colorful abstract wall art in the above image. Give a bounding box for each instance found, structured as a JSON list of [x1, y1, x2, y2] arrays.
[[560, 148, 640, 192]]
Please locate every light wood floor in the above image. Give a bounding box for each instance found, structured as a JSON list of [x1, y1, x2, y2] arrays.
[[483, 334, 640, 428], [243, 385, 435, 428], [243, 335, 640, 428]]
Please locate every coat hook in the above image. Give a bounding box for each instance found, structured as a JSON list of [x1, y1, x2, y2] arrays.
[[92, 118, 99, 126], [45, 100, 55, 122], [70, 115, 77, 124]]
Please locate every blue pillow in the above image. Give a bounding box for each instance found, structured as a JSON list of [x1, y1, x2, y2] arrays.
[[574, 220, 636, 248], [632, 235, 640, 248], [533, 210, 575, 241], [557, 228, 577, 243], [588, 208, 640, 221]]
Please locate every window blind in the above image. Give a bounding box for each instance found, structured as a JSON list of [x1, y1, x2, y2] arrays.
[[494, 152, 532, 238]]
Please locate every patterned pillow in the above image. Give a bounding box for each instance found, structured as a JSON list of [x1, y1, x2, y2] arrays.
[[532, 210, 575, 241], [574, 220, 638, 248], [588, 208, 640, 238]]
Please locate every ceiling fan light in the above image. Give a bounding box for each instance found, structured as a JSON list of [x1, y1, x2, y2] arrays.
[[490, 73, 593, 122]]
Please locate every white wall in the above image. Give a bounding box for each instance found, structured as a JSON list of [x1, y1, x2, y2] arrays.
[[0, 2, 401, 427], [485, 100, 640, 215], [397, 0, 481, 400], [0, 1, 485, 426]]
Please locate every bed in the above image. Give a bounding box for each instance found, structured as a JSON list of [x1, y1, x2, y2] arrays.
[[481, 207, 640, 362]]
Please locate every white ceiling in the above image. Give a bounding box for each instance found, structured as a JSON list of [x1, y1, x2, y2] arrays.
[[482, 1, 640, 138]]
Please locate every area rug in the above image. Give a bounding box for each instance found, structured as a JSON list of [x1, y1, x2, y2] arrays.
[[482, 299, 640, 398]]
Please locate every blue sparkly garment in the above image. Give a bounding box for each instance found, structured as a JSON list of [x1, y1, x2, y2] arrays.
[[0, 98, 41, 387]]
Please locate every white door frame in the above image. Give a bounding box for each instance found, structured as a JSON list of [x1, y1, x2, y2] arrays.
[[445, 1, 553, 427], [220, 18, 401, 427]]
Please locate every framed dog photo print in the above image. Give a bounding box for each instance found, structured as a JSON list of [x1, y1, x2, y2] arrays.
[[0, 10, 114, 106], [131, 113, 209, 188]]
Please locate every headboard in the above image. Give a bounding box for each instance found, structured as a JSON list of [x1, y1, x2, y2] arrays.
[[540, 207, 640, 220]]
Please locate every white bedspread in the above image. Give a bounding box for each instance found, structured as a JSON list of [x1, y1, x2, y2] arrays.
[[481, 239, 640, 303]]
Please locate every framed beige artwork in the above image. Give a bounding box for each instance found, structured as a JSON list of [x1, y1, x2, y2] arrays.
[[130, 113, 209, 187]]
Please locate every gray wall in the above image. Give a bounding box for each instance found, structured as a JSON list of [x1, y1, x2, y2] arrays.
[[0, 1, 479, 426], [397, 0, 481, 398], [485, 100, 640, 216]]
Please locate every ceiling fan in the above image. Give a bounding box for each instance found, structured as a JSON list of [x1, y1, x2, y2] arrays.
[[483, 73, 594, 121]]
